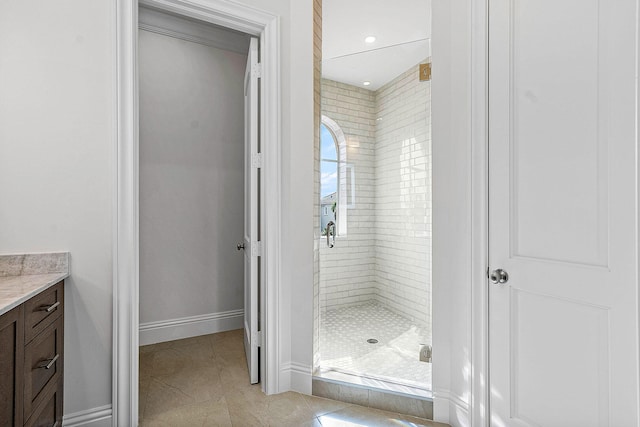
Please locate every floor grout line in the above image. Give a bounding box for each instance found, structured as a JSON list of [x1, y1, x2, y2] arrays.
[[139, 329, 445, 427]]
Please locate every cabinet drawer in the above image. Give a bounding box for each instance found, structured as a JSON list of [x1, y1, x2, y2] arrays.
[[23, 317, 63, 420], [24, 381, 62, 427], [24, 282, 63, 344]]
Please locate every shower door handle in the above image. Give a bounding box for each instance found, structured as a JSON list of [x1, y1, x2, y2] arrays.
[[326, 221, 335, 248]]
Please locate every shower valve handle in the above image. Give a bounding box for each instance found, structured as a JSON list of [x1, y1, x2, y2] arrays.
[[326, 221, 336, 248]]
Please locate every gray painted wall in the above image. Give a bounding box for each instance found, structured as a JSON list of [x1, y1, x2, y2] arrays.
[[0, 0, 315, 417], [139, 29, 246, 325], [0, 0, 114, 416]]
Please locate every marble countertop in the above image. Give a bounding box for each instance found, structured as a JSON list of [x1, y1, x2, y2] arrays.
[[0, 272, 69, 316], [0, 252, 70, 317]]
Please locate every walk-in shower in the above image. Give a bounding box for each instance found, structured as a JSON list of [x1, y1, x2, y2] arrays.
[[314, 0, 432, 399]]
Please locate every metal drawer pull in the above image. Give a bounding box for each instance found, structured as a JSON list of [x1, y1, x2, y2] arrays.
[[38, 354, 59, 370], [39, 301, 60, 313]]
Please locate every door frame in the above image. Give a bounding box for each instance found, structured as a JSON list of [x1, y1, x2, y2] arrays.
[[113, 0, 282, 425], [469, 1, 489, 426], [431, 0, 490, 425]]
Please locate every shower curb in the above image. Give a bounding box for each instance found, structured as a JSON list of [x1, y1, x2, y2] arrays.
[[312, 376, 433, 420]]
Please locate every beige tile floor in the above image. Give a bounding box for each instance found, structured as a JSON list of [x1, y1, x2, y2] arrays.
[[139, 329, 449, 427]]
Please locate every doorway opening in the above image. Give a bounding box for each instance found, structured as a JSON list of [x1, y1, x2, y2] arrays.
[[114, 0, 281, 424], [313, 0, 434, 411], [136, 5, 263, 422]]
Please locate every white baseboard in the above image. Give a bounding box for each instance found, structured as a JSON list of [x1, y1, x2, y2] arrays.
[[433, 390, 470, 427], [63, 404, 112, 427], [280, 362, 312, 394], [139, 309, 244, 345]]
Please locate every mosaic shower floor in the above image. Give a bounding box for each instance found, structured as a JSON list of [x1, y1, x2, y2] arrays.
[[319, 302, 432, 393]]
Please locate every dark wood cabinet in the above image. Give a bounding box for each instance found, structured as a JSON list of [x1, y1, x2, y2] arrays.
[[0, 305, 24, 427], [23, 382, 62, 427], [23, 316, 63, 422], [24, 284, 64, 344], [0, 281, 63, 427]]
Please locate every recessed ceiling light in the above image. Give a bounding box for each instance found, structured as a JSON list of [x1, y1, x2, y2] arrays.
[[363, 81, 371, 86], [364, 36, 376, 43]]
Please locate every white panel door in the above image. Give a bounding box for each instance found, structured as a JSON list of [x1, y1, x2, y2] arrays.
[[488, 0, 639, 426], [243, 36, 260, 385]]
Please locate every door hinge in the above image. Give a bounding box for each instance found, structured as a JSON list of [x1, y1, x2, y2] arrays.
[[252, 330, 263, 347], [252, 62, 262, 78], [252, 153, 263, 168], [251, 241, 263, 257]]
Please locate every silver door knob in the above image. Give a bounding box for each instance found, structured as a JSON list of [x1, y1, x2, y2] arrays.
[[237, 243, 245, 251], [490, 269, 509, 284]]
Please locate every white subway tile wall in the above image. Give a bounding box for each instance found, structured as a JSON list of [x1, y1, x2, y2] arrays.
[[374, 64, 431, 327], [318, 62, 431, 330], [319, 79, 377, 311]]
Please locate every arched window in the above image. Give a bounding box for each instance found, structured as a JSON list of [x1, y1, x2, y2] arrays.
[[320, 115, 348, 236], [320, 123, 338, 235]]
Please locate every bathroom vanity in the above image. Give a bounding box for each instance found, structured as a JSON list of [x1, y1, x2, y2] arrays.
[[0, 253, 69, 427]]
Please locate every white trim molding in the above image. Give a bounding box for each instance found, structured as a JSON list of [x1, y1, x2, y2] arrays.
[[469, 0, 489, 426], [114, 0, 282, 425], [139, 310, 244, 345], [259, 12, 283, 397], [280, 362, 313, 395], [63, 404, 113, 427], [138, 6, 249, 54], [114, 0, 139, 425], [434, 390, 470, 427]]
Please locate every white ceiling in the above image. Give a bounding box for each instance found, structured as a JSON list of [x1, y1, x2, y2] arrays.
[[322, 0, 431, 90]]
